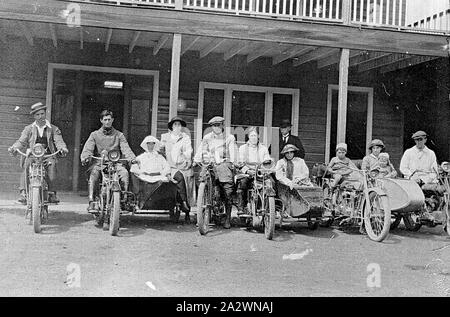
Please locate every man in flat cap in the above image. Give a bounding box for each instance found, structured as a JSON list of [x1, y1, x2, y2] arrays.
[[8, 102, 69, 204], [193, 116, 237, 229], [277, 119, 305, 160], [159, 116, 193, 223], [80, 109, 136, 214], [400, 131, 438, 185]]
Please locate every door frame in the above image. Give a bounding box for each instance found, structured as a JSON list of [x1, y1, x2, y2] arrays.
[[46, 63, 159, 191], [325, 84, 374, 163], [198, 81, 300, 149]]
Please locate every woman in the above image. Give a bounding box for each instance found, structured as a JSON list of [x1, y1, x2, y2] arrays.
[[237, 127, 273, 214], [160, 116, 194, 221], [362, 139, 396, 175]]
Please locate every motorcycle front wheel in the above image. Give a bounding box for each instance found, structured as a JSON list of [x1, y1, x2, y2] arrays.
[[264, 197, 276, 240], [196, 182, 210, 235], [31, 186, 41, 233], [364, 192, 391, 242], [109, 191, 121, 236]]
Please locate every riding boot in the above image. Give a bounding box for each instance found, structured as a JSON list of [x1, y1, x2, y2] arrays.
[[18, 189, 27, 205], [236, 189, 246, 215], [224, 204, 232, 229], [87, 182, 96, 212], [180, 201, 191, 224], [48, 191, 60, 204]]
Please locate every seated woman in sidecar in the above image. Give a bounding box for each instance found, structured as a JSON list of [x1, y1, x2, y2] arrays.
[[130, 136, 190, 222], [275, 144, 313, 189]]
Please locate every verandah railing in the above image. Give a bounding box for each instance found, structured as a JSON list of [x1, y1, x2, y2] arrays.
[[86, 0, 449, 32]]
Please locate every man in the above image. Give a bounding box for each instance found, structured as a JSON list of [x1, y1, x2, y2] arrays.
[[193, 116, 237, 229], [80, 110, 136, 212], [400, 131, 438, 185], [160, 116, 193, 223], [8, 102, 69, 204], [278, 119, 305, 159], [131, 135, 191, 223]]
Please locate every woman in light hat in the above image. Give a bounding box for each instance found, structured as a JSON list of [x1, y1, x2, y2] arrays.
[[130, 135, 191, 222], [275, 144, 311, 189], [361, 139, 385, 171]]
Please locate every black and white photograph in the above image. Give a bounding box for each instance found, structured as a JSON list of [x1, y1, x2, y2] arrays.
[[0, 0, 449, 301]]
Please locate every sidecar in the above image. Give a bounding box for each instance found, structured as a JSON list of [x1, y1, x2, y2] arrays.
[[276, 182, 325, 230]]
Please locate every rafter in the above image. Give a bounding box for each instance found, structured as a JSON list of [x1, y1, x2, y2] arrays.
[[153, 34, 171, 55], [129, 31, 141, 53], [200, 38, 226, 59], [223, 42, 249, 61], [380, 55, 439, 74], [349, 51, 391, 67], [292, 47, 339, 67], [105, 28, 113, 52], [272, 45, 311, 65], [181, 36, 200, 56], [18, 21, 33, 46], [317, 50, 362, 68], [49, 23, 57, 48], [247, 45, 273, 63]]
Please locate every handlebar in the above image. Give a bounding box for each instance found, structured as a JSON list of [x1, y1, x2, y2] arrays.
[[16, 148, 61, 159]]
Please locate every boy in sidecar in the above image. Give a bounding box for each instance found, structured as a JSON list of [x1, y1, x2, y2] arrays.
[[130, 136, 191, 222], [327, 143, 359, 188]]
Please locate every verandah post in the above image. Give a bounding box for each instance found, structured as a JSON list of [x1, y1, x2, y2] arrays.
[[169, 33, 182, 119]]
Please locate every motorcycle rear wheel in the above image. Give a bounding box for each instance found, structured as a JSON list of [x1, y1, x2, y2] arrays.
[[364, 192, 390, 242]]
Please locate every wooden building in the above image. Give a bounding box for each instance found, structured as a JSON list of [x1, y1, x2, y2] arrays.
[[0, 0, 448, 192]]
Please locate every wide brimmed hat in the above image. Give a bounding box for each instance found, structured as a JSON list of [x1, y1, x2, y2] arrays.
[[281, 144, 299, 155], [208, 116, 225, 125], [30, 102, 47, 115], [369, 139, 385, 150], [336, 143, 347, 151], [280, 119, 292, 128], [168, 116, 186, 130], [411, 131, 427, 139], [140, 135, 159, 152]]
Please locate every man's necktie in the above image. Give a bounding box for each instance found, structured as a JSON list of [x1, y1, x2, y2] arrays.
[[286, 160, 294, 180]]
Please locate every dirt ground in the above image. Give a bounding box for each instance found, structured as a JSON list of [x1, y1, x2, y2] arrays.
[[0, 192, 449, 297]]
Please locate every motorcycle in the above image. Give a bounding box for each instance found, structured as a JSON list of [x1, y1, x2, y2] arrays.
[[15, 144, 61, 233], [322, 165, 391, 242], [88, 150, 135, 236]]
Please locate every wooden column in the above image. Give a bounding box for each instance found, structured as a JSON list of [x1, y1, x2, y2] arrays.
[[337, 48, 350, 144], [169, 33, 182, 119], [72, 71, 84, 191], [123, 74, 131, 138]]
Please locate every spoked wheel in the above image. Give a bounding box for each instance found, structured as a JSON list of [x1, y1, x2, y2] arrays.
[[109, 191, 121, 236], [403, 213, 422, 232], [250, 196, 263, 231], [390, 214, 402, 230], [364, 192, 391, 242], [31, 186, 41, 233], [196, 182, 210, 235], [263, 197, 276, 240]]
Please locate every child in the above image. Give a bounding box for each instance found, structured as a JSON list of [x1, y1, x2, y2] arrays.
[[376, 153, 397, 178], [327, 143, 358, 188]]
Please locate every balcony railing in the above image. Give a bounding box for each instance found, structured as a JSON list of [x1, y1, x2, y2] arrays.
[[85, 0, 450, 33]]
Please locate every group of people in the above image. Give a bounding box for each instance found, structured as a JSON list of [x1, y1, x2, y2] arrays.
[[8, 101, 442, 227]]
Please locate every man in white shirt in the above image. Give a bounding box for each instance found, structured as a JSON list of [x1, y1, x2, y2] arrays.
[[400, 131, 438, 184], [8, 102, 69, 204]]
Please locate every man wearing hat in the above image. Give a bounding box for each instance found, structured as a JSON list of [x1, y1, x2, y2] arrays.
[[193, 116, 237, 229], [80, 109, 136, 213], [277, 119, 305, 160], [160, 116, 193, 223], [400, 131, 438, 185], [275, 144, 311, 189], [8, 102, 69, 204]]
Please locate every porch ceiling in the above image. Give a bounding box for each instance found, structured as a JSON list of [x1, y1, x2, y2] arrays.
[[0, 19, 440, 74]]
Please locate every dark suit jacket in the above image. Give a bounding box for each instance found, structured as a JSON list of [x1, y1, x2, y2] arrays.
[[279, 133, 305, 159]]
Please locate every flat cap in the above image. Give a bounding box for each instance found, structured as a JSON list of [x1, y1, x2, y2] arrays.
[[336, 143, 347, 151], [208, 116, 225, 125], [411, 131, 427, 139]]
